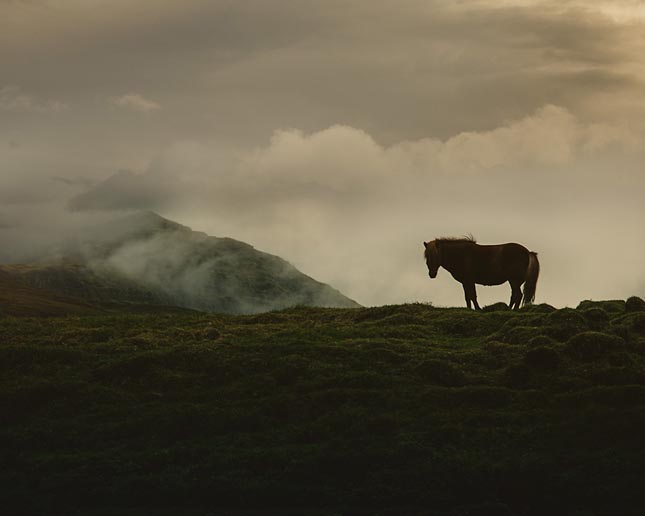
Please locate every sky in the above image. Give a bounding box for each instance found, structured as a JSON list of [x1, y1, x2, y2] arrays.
[[1, 0, 645, 307]]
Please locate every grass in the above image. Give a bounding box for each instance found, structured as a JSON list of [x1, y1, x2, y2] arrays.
[[2, 300, 645, 515]]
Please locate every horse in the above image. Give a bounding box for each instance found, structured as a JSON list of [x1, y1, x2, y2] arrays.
[[423, 236, 540, 310]]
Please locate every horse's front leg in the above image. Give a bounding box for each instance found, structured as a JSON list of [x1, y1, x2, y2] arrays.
[[462, 283, 471, 309], [470, 283, 481, 310]]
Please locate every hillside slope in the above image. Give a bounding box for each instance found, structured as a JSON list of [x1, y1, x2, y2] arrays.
[[0, 268, 101, 316], [2, 299, 645, 515], [0, 212, 359, 314]]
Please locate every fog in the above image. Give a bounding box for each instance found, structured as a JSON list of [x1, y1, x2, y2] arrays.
[[2, 0, 644, 308]]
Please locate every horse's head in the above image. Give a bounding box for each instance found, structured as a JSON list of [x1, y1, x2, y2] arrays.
[[424, 240, 441, 279]]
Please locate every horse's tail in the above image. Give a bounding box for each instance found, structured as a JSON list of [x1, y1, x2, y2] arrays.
[[522, 252, 540, 306]]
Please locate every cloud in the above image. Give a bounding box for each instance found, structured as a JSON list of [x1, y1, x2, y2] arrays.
[[51, 176, 95, 188], [68, 170, 172, 211], [3, 1, 645, 145], [109, 93, 161, 113], [0, 214, 11, 231], [70, 104, 635, 211], [415, 104, 636, 172], [0, 85, 67, 112]]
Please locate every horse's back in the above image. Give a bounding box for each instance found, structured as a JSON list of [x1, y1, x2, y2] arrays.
[[473, 242, 530, 284], [474, 242, 528, 262], [501, 242, 530, 258], [477, 242, 529, 253]]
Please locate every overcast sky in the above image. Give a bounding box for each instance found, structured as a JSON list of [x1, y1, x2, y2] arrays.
[[2, 0, 645, 307]]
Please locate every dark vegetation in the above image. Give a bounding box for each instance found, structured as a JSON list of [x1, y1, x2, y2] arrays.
[[0, 268, 100, 317], [2, 298, 645, 515]]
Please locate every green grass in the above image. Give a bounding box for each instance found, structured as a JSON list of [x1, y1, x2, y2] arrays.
[[2, 299, 645, 515]]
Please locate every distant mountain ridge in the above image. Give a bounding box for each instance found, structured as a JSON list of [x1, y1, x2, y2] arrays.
[[0, 212, 359, 315]]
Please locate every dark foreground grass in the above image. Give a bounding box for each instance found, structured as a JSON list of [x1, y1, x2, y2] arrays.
[[2, 299, 645, 515]]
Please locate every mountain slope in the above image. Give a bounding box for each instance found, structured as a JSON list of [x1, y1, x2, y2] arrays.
[[0, 268, 100, 316], [1, 212, 359, 314]]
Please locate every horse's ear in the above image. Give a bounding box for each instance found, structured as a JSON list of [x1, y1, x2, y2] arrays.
[[423, 241, 428, 248]]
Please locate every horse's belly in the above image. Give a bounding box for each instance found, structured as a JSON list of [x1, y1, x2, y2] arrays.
[[476, 275, 507, 286]]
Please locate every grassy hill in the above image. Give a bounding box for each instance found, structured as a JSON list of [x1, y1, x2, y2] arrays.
[[0, 266, 206, 317], [2, 299, 645, 515], [0, 268, 102, 317]]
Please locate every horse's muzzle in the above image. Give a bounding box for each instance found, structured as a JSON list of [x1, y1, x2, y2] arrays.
[[429, 271, 437, 279]]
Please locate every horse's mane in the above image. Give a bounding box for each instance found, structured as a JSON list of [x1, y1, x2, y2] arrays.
[[424, 234, 476, 260], [436, 234, 477, 244]]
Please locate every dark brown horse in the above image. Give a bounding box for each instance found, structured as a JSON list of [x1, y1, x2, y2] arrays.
[[423, 236, 540, 310]]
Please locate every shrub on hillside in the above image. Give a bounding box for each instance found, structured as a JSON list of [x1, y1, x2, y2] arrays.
[[272, 355, 309, 386], [580, 307, 610, 331], [576, 299, 626, 313], [633, 314, 645, 333], [450, 385, 516, 408], [413, 359, 467, 387], [522, 303, 556, 313], [527, 335, 556, 347], [203, 327, 221, 340], [626, 296, 645, 312], [353, 304, 425, 323], [486, 315, 540, 342], [610, 313, 645, 340], [381, 313, 424, 325], [565, 332, 626, 362], [494, 326, 541, 345], [482, 341, 522, 369], [524, 346, 561, 371], [625, 313, 645, 334], [485, 340, 517, 353], [545, 309, 588, 341], [503, 363, 533, 389], [609, 323, 631, 342], [454, 502, 512, 516], [433, 313, 495, 337], [634, 337, 645, 354], [560, 385, 645, 407], [590, 366, 645, 386], [606, 350, 636, 367], [367, 346, 407, 364]]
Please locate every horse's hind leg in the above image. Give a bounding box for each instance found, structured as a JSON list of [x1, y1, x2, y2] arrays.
[[509, 281, 523, 310], [463, 283, 481, 310]]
